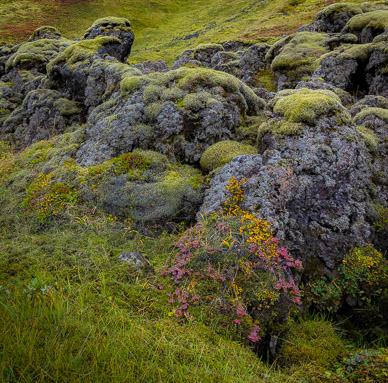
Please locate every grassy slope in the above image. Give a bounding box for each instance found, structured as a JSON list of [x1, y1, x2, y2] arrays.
[[0, 0, 381, 63]]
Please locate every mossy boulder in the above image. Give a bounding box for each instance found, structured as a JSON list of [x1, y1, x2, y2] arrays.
[[200, 140, 257, 172], [28, 26, 61, 42], [312, 40, 388, 97], [47, 37, 124, 102], [354, 107, 388, 126], [345, 10, 388, 43], [270, 88, 350, 126], [315, 3, 362, 32], [76, 67, 266, 166], [5, 38, 71, 72], [1, 89, 82, 149], [269, 32, 330, 90], [83, 17, 134, 61]]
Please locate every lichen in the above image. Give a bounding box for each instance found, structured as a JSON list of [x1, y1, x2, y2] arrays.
[[200, 140, 257, 172]]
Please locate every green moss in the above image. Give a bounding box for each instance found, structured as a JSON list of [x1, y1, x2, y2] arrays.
[[120, 76, 144, 94], [54, 99, 82, 117], [90, 16, 131, 28], [183, 91, 213, 111], [346, 10, 388, 32], [47, 36, 121, 74], [255, 69, 276, 92], [6, 38, 71, 71], [28, 26, 61, 41], [257, 119, 304, 143], [279, 319, 347, 368], [193, 43, 224, 58], [200, 140, 257, 172], [354, 107, 388, 125], [356, 125, 378, 152], [316, 3, 362, 19], [121, 67, 265, 114], [271, 88, 350, 126], [270, 32, 329, 84]]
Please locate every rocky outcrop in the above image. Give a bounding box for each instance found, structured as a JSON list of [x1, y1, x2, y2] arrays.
[[75, 67, 265, 166]]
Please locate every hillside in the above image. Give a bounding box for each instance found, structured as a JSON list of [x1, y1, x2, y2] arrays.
[[0, 0, 382, 63], [0, 0, 387, 382]]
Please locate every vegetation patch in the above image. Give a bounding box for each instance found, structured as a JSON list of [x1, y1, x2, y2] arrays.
[[200, 140, 257, 172]]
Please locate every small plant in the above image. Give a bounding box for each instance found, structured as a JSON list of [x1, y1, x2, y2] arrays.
[[111, 152, 152, 180], [163, 176, 302, 344], [373, 204, 388, 232], [22, 173, 78, 223]]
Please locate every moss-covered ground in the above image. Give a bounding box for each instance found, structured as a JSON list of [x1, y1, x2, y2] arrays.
[[0, 0, 383, 64]]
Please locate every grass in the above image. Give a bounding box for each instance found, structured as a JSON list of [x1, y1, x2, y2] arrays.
[[0, 0, 383, 64]]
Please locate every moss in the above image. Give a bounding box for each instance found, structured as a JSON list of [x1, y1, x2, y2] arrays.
[[28, 26, 61, 41], [354, 107, 388, 125], [90, 17, 131, 28], [255, 69, 276, 92], [271, 88, 350, 126], [120, 76, 144, 94], [6, 38, 71, 71], [279, 319, 347, 368], [183, 91, 213, 111], [316, 3, 362, 20], [47, 36, 121, 74], [257, 119, 304, 143], [346, 10, 388, 32], [144, 102, 163, 121], [121, 67, 265, 114], [53, 99, 83, 117], [270, 32, 329, 84], [200, 140, 257, 172], [356, 126, 378, 152], [193, 43, 224, 59]]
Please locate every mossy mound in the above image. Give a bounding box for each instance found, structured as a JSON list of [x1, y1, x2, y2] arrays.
[[269, 32, 329, 89], [270, 88, 350, 126], [346, 10, 388, 33], [316, 3, 362, 32], [47, 36, 122, 74], [28, 26, 61, 42], [200, 140, 257, 172], [279, 319, 347, 369], [354, 107, 388, 125], [257, 119, 304, 147], [5, 38, 71, 72], [89, 17, 132, 29]]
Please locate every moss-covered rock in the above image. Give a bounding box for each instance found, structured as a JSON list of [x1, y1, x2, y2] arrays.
[[77, 67, 265, 166], [316, 3, 362, 32], [5, 38, 71, 72], [28, 26, 61, 42], [1, 89, 82, 149], [83, 17, 134, 61], [345, 10, 388, 43], [270, 88, 350, 126], [200, 140, 257, 172], [269, 32, 330, 90], [354, 107, 388, 125]]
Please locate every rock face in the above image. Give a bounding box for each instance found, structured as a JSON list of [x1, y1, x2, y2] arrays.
[[199, 89, 373, 277], [75, 67, 265, 166]]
